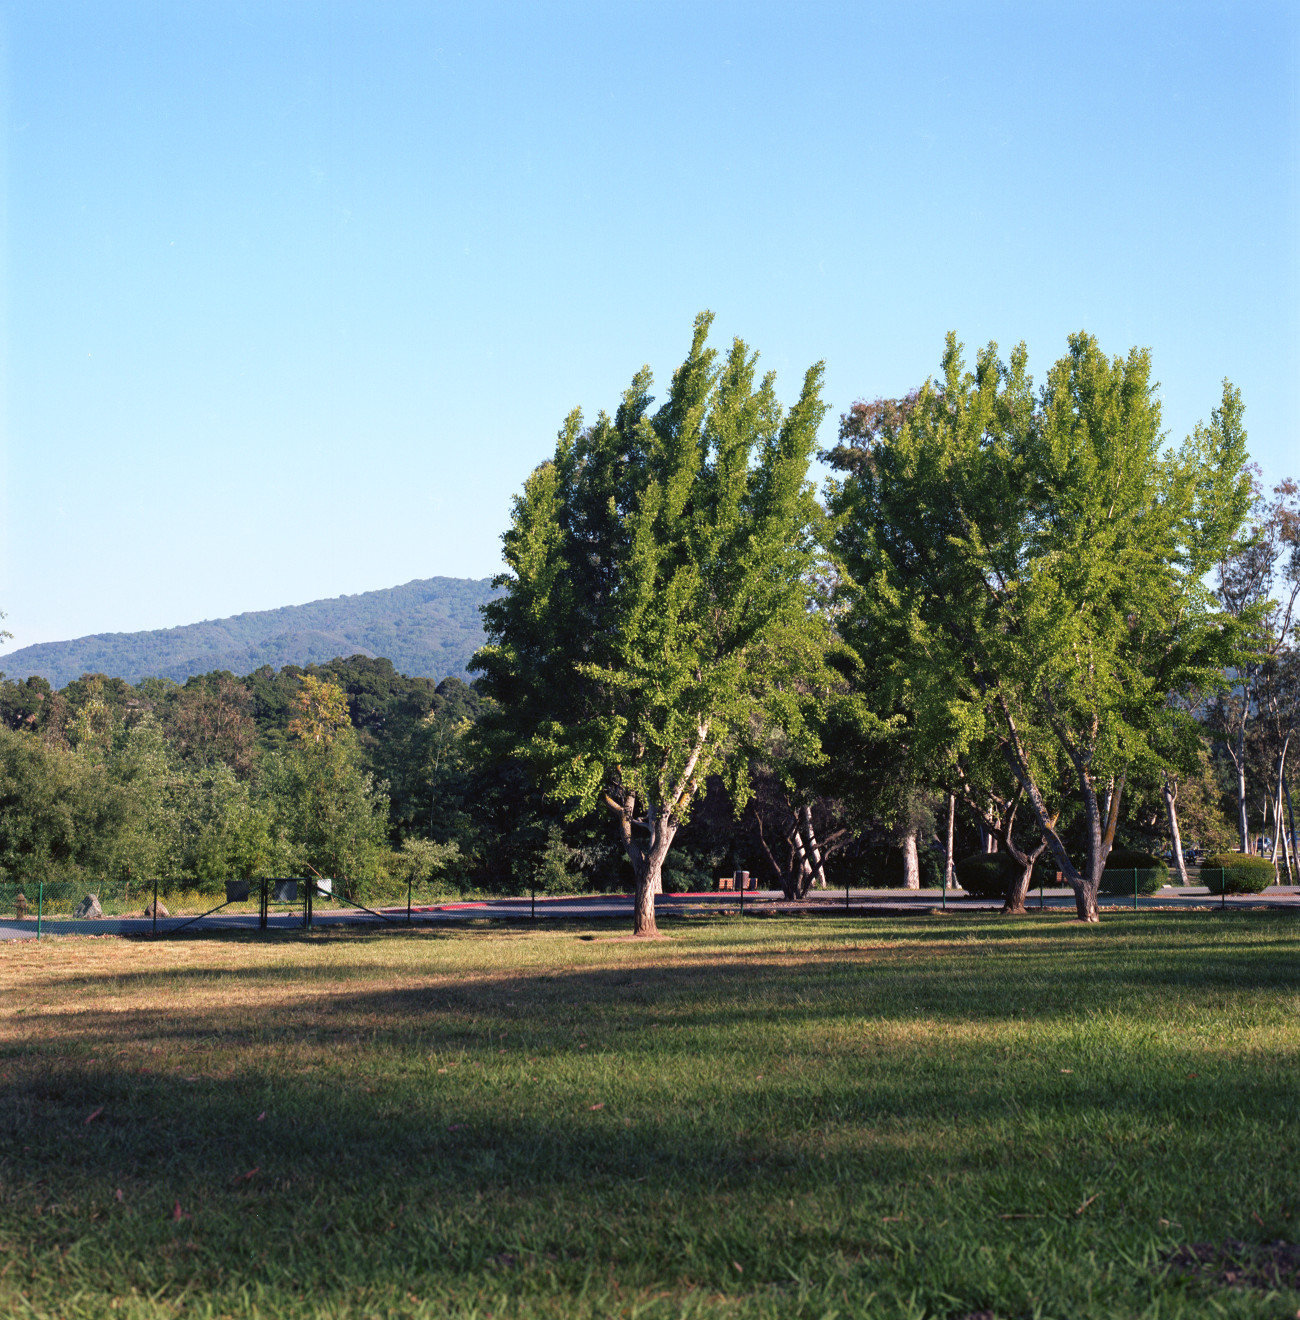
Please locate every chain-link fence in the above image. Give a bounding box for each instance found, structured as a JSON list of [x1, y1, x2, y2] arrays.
[[0, 874, 465, 938]]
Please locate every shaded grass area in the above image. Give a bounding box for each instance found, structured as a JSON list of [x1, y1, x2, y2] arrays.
[[1, 913, 1298, 1318]]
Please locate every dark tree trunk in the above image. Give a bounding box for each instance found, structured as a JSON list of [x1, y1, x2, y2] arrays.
[[1001, 860, 1037, 915]]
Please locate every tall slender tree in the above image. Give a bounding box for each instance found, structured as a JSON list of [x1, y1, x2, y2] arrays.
[[473, 313, 830, 935]]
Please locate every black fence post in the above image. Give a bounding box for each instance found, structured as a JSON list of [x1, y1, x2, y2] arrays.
[[259, 877, 268, 931]]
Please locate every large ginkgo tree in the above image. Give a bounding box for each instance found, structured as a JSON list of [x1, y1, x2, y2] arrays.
[[827, 332, 1254, 921], [472, 313, 830, 935]]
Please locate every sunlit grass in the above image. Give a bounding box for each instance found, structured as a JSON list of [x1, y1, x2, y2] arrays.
[[1, 912, 1297, 1318]]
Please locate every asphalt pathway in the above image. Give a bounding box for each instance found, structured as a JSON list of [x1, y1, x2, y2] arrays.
[[2, 885, 1298, 940]]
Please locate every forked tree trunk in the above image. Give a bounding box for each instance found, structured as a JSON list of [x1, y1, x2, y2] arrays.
[[608, 788, 681, 938], [630, 825, 676, 937], [799, 806, 828, 889], [902, 829, 920, 889], [1163, 775, 1190, 887]]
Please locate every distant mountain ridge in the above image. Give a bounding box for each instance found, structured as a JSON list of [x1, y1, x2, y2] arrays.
[[0, 576, 498, 688]]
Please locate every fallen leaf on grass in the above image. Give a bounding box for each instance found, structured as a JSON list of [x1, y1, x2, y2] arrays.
[[447, 1123, 466, 1132], [1187, 1073, 1198, 1079], [882, 1216, 904, 1223], [114, 1189, 123, 1203], [590, 1103, 605, 1111], [732, 1261, 743, 1274], [256, 1111, 266, 1122], [999, 1213, 1041, 1220], [233, 1167, 260, 1183], [172, 1202, 189, 1222], [1075, 1193, 1100, 1216], [84, 1107, 104, 1125], [1059, 1068, 1073, 1074], [437, 1068, 447, 1074]]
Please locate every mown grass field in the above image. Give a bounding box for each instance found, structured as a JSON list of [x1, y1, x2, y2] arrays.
[[1, 912, 1297, 1319]]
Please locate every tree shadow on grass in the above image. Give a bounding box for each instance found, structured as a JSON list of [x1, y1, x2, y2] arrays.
[[4, 926, 1299, 1316]]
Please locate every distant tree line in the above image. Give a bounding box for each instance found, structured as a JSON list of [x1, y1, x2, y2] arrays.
[[1, 319, 1296, 926]]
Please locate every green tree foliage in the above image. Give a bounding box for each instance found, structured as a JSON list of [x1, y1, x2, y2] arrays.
[[0, 726, 129, 888], [827, 333, 1254, 921], [473, 313, 831, 934], [269, 676, 390, 895]]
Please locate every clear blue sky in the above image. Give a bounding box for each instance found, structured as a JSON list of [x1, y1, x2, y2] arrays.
[[2, 1, 1297, 652]]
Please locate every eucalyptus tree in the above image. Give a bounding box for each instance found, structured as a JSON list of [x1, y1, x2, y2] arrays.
[[472, 313, 831, 935], [1211, 477, 1300, 852], [827, 333, 1252, 921]]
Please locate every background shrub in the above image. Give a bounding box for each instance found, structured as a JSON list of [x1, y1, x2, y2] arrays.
[[1099, 848, 1168, 896], [1200, 853, 1276, 894], [953, 852, 1052, 900]]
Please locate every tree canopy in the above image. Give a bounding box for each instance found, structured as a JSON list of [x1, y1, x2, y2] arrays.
[[472, 312, 831, 934]]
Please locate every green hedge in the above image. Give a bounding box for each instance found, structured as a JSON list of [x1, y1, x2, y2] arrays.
[[953, 852, 1052, 900], [1099, 849, 1168, 896], [1200, 853, 1276, 894]]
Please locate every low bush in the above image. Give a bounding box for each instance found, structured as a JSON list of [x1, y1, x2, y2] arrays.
[[953, 852, 1052, 900], [1099, 848, 1168, 896], [1200, 853, 1276, 894], [954, 853, 1016, 899]]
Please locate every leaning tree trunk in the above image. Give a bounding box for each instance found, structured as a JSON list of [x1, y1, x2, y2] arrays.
[[901, 829, 920, 889], [1002, 860, 1037, 915], [1163, 775, 1190, 887]]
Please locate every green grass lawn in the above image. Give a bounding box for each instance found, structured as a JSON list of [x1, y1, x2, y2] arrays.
[[1, 912, 1297, 1319]]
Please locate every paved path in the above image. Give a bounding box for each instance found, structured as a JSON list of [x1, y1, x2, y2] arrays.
[[2, 885, 1298, 940]]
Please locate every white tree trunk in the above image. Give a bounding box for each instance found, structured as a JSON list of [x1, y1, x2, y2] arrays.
[[902, 829, 920, 889], [945, 794, 956, 888], [1163, 776, 1189, 887]]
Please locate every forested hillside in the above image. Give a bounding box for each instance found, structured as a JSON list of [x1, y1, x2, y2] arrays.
[[0, 577, 495, 688]]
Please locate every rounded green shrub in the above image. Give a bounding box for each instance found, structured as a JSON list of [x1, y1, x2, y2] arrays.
[[1099, 848, 1168, 896], [953, 852, 1051, 900], [1200, 853, 1276, 894], [954, 852, 1016, 899]]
